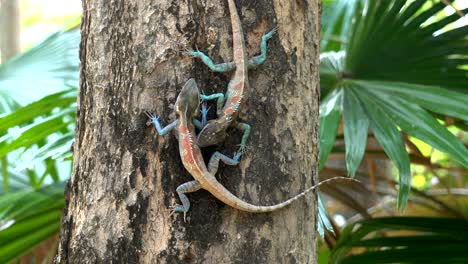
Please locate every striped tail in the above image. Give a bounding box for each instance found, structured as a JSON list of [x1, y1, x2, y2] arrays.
[[249, 177, 360, 212], [204, 176, 360, 213], [227, 0, 248, 68]]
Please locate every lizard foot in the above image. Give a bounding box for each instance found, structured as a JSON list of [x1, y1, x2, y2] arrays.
[[233, 151, 242, 162], [144, 111, 159, 126], [169, 204, 188, 222], [267, 27, 278, 38], [235, 144, 249, 157], [200, 102, 211, 127], [185, 47, 200, 57], [260, 27, 278, 43]]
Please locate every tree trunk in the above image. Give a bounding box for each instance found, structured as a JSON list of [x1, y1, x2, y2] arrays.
[[56, 0, 320, 263], [0, 0, 20, 63]]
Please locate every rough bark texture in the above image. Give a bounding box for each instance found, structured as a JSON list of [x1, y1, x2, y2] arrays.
[[0, 0, 20, 63], [56, 0, 320, 263]]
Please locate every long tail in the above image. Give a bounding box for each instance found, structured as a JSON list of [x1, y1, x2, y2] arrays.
[[204, 176, 360, 213], [227, 0, 248, 68]]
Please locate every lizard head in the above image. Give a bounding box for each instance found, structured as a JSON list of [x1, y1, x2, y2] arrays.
[[175, 78, 200, 119], [197, 119, 227, 147]]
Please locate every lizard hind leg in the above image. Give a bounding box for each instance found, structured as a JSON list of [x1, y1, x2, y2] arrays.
[[171, 180, 202, 222], [187, 50, 236, 73], [208, 151, 241, 175], [248, 27, 277, 69], [189, 27, 276, 72]]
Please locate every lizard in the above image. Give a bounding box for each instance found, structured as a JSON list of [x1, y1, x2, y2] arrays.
[[146, 78, 359, 219], [187, 0, 277, 153]]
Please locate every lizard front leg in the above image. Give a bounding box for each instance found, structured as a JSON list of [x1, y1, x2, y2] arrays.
[[172, 180, 202, 222], [145, 111, 178, 136], [187, 28, 277, 72], [201, 93, 225, 117], [234, 122, 251, 154]]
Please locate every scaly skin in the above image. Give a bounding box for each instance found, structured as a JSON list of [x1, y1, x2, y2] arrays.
[[189, 0, 276, 153], [147, 79, 359, 219]]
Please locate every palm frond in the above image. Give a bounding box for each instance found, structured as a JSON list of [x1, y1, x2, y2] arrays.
[[319, 0, 468, 209], [0, 182, 64, 263], [321, 0, 365, 52], [0, 29, 79, 113], [330, 217, 468, 264]]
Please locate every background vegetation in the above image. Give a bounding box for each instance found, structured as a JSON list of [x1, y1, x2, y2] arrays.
[[0, 0, 466, 263]]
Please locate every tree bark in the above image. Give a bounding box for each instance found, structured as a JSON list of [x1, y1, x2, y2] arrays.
[[56, 0, 320, 263], [0, 0, 20, 63]]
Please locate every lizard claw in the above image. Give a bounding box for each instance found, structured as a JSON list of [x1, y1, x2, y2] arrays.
[[144, 111, 156, 126], [186, 46, 200, 57], [264, 27, 278, 40], [233, 151, 242, 162], [144, 111, 159, 126], [201, 101, 211, 113], [270, 26, 278, 34], [235, 144, 248, 156], [169, 204, 188, 222], [200, 102, 211, 126]]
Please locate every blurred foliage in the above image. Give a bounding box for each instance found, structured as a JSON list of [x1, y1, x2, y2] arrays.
[[318, 0, 468, 263], [330, 217, 468, 264], [19, 0, 81, 50], [0, 6, 79, 259], [0, 183, 64, 263]]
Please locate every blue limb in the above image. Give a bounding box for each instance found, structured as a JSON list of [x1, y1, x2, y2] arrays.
[[207, 151, 241, 175], [234, 122, 251, 154], [171, 180, 201, 222], [192, 118, 204, 130], [200, 102, 210, 126], [248, 27, 277, 68], [187, 50, 235, 73], [145, 111, 178, 136], [188, 28, 276, 72], [201, 93, 225, 117]]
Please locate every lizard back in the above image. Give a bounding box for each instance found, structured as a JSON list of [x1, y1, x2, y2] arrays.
[[179, 114, 355, 212], [221, 0, 249, 121]]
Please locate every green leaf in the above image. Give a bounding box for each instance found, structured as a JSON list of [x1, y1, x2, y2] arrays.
[[353, 235, 466, 247], [0, 210, 61, 245], [319, 89, 343, 170], [354, 87, 411, 209], [340, 245, 468, 264], [362, 84, 468, 167], [320, 51, 345, 97], [353, 80, 468, 121], [1, 157, 8, 193], [321, 0, 364, 52], [0, 90, 76, 132], [342, 88, 368, 177], [331, 217, 468, 264], [0, 30, 79, 110], [0, 30, 80, 105], [345, 0, 467, 89], [16, 133, 74, 171], [317, 193, 334, 238], [0, 220, 60, 264], [0, 170, 31, 195], [0, 116, 72, 159], [0, 182, 65, 222]]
